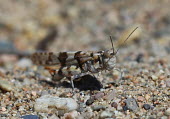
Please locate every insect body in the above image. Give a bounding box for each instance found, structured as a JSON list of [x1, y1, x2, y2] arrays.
[[31, 49, 116, 81], [31, 27, 138, 90]]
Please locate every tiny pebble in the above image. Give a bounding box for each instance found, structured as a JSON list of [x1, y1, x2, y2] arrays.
[[31, 91, 37, 96], [1, 107, 6, 112], [0, 79, 13, 92], [164, 108, 170, 116], [137, 96, 145, 102], [100, 111, 113, 119], [145, 94, 150, 101], [151, 75, 158, 81], [143, 104, 151, 110], [104, 90, 116, 101], [124, 98, 138, 112], [150, 105, 155, 110], [123, 106, 128, 111], [62, 111, 79, 119], [92, 105, 106, 111], [86, 98, 94, 106], [41, 90, 49, 96], [111, 102, 118, 109], [94, 92, 104, 100], [165, 78, 170, 87], [21, 115, 39, 119], [16, 58, 32, 68]]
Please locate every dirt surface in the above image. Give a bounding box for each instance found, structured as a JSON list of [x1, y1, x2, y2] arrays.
[[0, 0, 170, 119]]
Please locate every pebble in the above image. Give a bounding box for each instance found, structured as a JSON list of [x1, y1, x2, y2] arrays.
[[165, 78, 170, 87], [1, 107, 6, 112], [100, 111, 113, 119], [143, 104, 151, 110], [48, 114, 59, 119], [34, 95, 78, 115], [94, 92, 104, 100], [62, 111, 79, 119], [86, 98, 94, 106], [145, 94, 150, 101], [111, 102, 118, 109], [104, 90, 116, 101], [16, 58, 32, 68], [31, 91, 37, 96], [0, 79, 13, 92], [151, 75, 158, 81], [92, 105, 106, 111], [164, 108, 170, 116], [40, 90, 49, 96], [137, 96, 145, 102], [21, 115, 39, 119], [124, 98, 138, 112]]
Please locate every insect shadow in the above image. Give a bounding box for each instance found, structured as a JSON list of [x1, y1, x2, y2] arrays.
[[38, 74, 103, 91], [61, 74, 103, 91]]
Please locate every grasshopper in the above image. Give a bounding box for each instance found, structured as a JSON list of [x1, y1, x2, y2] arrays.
[[31, 27, 138, 90]]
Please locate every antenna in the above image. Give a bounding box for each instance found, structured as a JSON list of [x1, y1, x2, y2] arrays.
[[109, 36, 114, 54], [115, 27, 138, 55]]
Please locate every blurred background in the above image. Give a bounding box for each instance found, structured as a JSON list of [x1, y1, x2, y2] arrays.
[[0, 0, 169, 64]]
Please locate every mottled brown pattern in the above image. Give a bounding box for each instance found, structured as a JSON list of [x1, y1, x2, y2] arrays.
[[58, 52, 68, 66], [31, 49, 116, 82]]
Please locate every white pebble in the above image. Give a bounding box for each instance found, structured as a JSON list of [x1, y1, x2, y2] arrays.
[[34, 95, 78, 114]]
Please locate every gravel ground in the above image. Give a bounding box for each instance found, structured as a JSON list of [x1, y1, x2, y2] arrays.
[[0, 0, 170, 119]]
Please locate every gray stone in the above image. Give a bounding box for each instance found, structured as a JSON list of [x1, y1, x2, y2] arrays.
[[100, 111, 113, 119], [21, 115, 39, 119], [0, 79, 13, 92], [143, 104, 151, 110], [86, 98, 94, 106], [16, 58, 32, 68], [124, 98, 138, 112], [92, 105, 106, 111], [165, 78, 170, 87], [105, 90, 117, 101], [164, 108, 170, 116]]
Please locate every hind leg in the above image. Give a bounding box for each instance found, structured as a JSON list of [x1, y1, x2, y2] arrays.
[[113, 68, 123, 85]]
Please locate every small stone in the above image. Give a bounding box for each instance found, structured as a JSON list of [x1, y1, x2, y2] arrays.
[[164, 108, 170, 116], [16, 58, 32, 68], [143, 104, 151, 110], [160, 116, 168, 119], [31, 91, 37, 96], [104, 90, 116, 101], [34, 95, 78, 115], [151, 75, 158, 81], [137, 96, 145, 102], [165, 78, 170, 87], [86, 98, 94, 106], [111, 102, 118, 109], [48, 114, 59, 119], [92, 105, 106, 111], [145, 94, 150, 101], [100, 111, 113, 119], [41, 90, 49, 96], [123, 106, 128, 111], [1, 107, 6, 112], [94, 92, 104, 100], [21, 115, 39, 119], [124, 98, 138, 112], [150, 105, 155, 110], [135, 53, 144, 63], [0, 79, 13, 92], [62, 111, 79, 119]]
